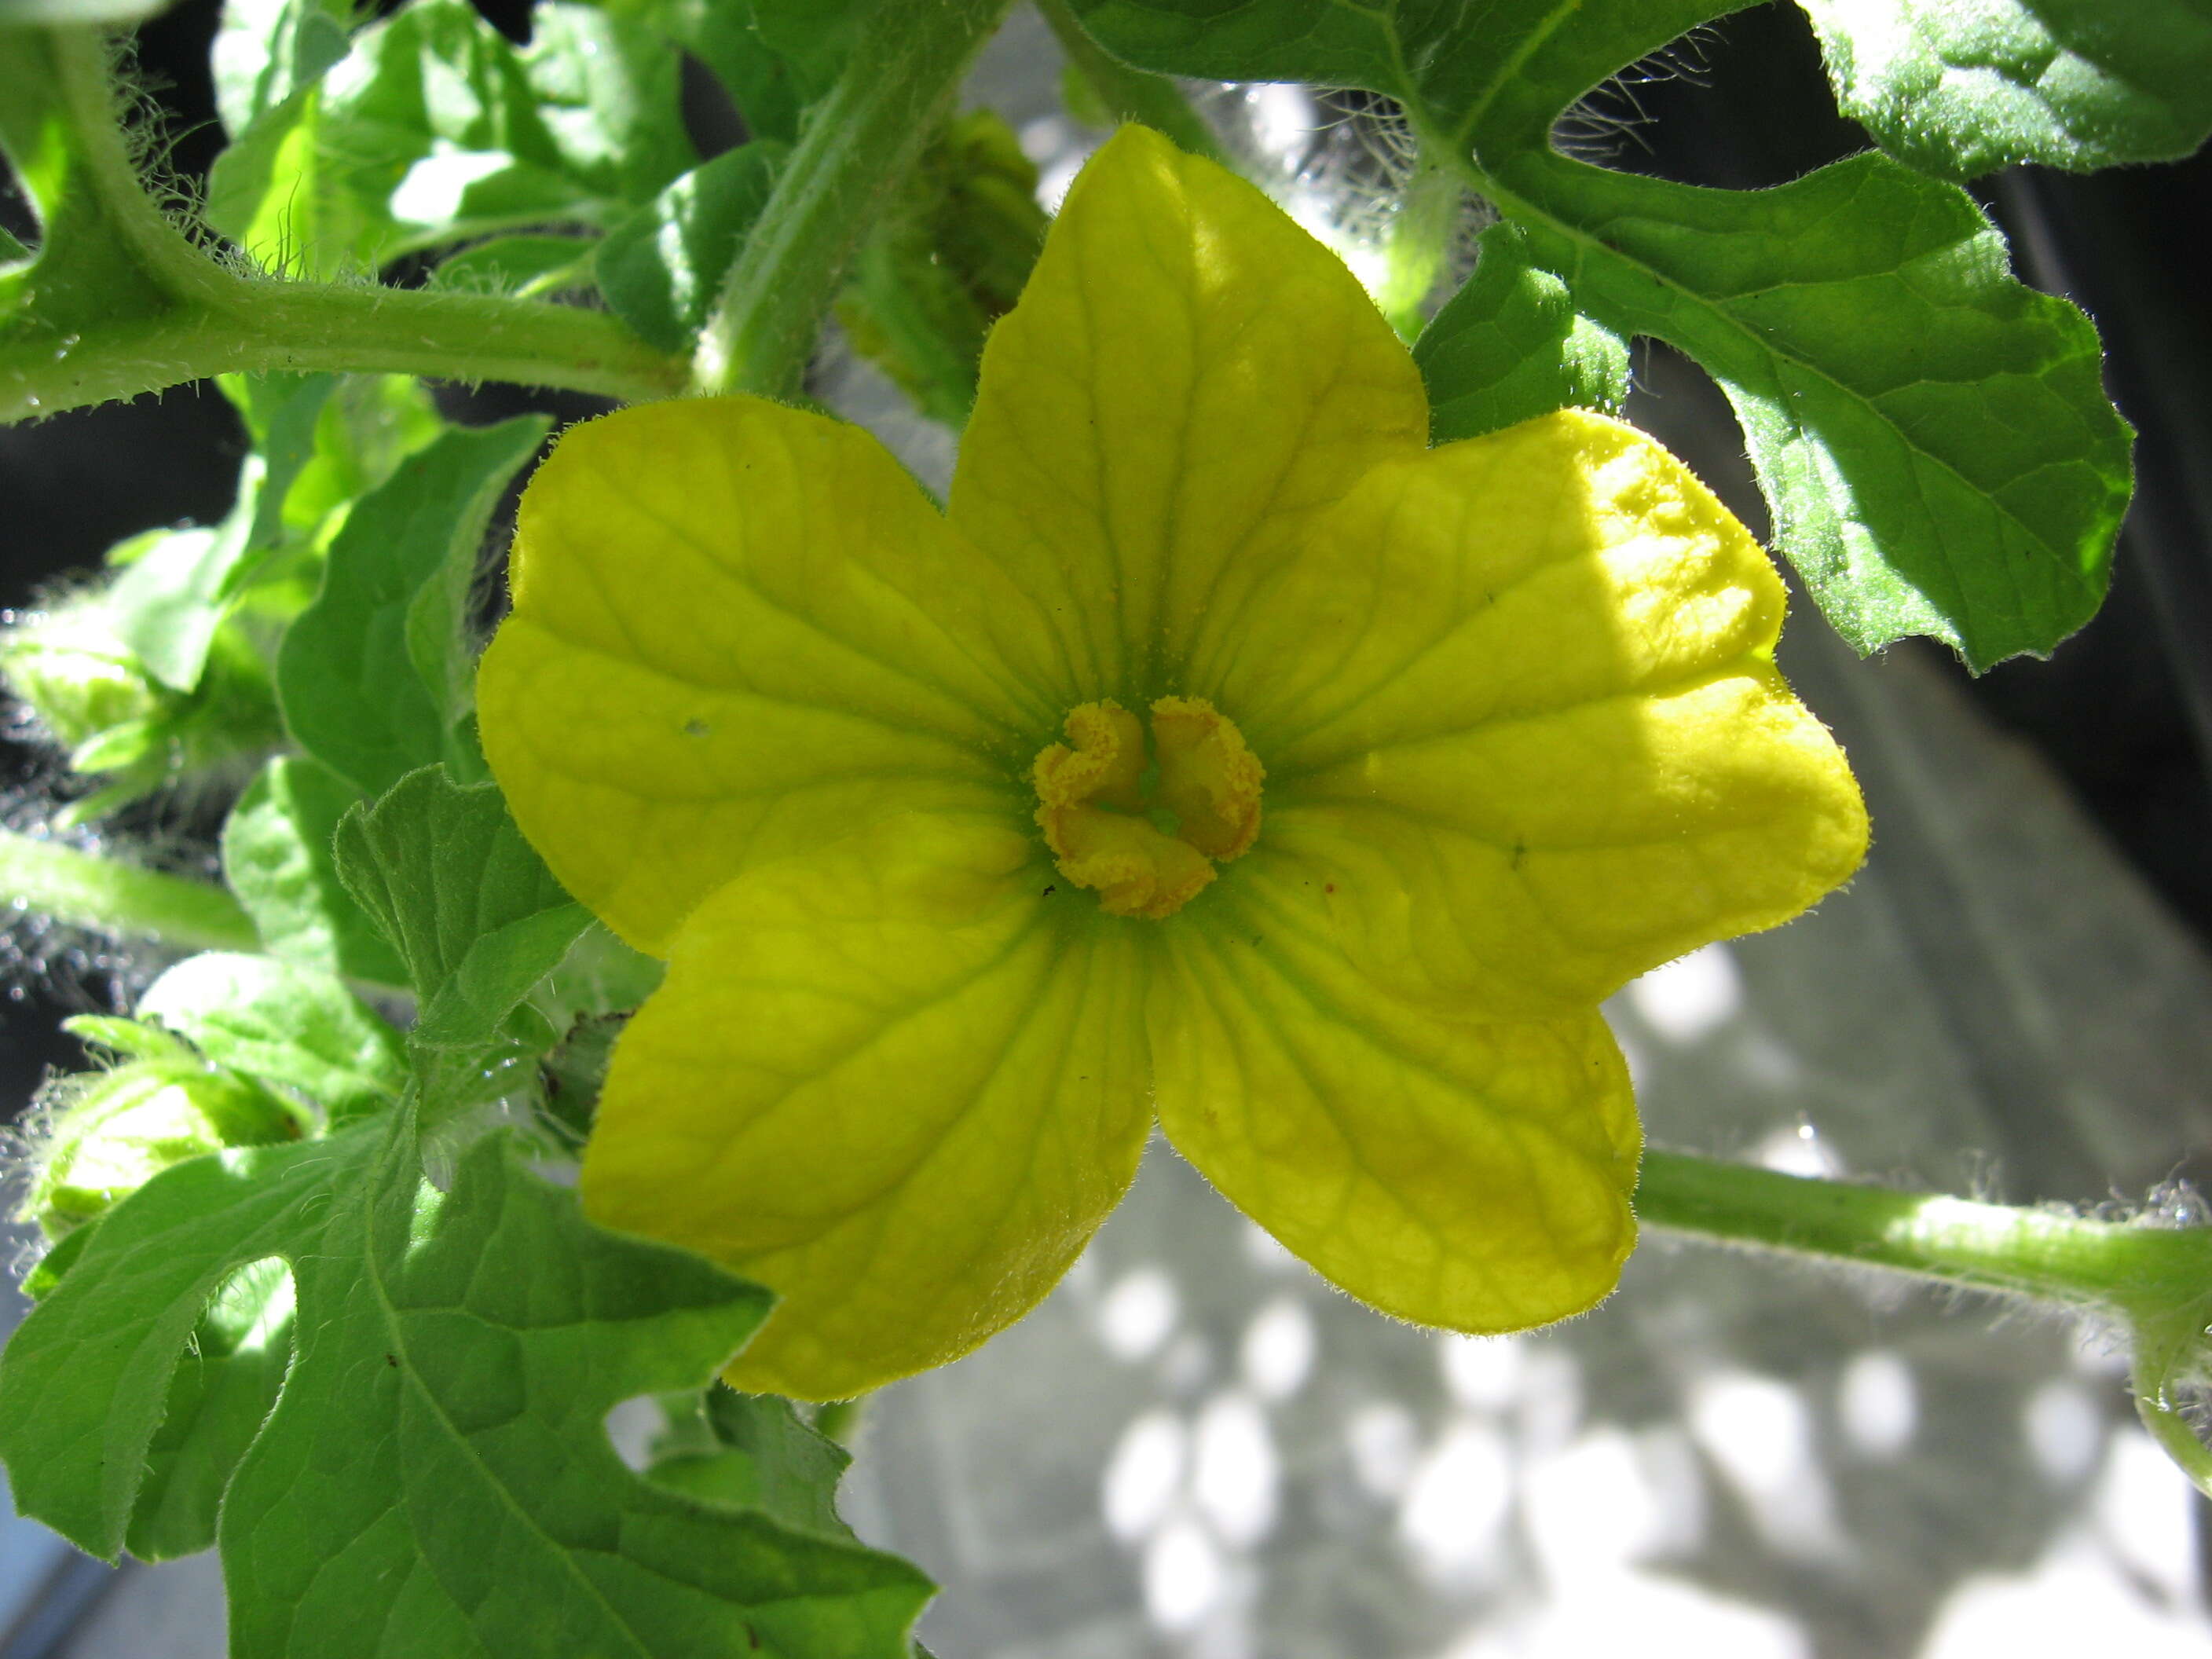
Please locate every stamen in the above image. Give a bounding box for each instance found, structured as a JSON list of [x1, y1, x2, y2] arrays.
[[1032, 696, 1264, 919], [1152, 696, 1264, 860]]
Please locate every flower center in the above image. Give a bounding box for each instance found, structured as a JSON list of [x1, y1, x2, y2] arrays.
[[1031, 697, 1264, 920]]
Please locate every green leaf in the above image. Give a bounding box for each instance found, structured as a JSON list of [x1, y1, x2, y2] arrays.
[[1415, 222, 1628, 442], [62, 1013, 195, 1063], [126, 1258, 294, 1562], [225, 372, 339, 554], [137, 952, 407, 1125], [20, 1219, 97, 1300], [218, 0, 698, 273], [102, 511, 255, 694], [597, 141, 786, 353], [0, 1131, 365, 1554], [0, 1122, 936, 1655], [278, 416, 546, 797], [331, 766, 586, 1054], [204, 82, 374, 279], [1797, 0, 2212, 179], [229, 370, 446, 542], [97, 381, 336, 694], [1064, 0, 2134, 667], [648, 1390, 854, 1539], [212, 0, 353, 137], [96, 379, 343, 690], [1511, 155, 2130, 668], [223, 755, 412, 987], [427, 232, 599, 295]]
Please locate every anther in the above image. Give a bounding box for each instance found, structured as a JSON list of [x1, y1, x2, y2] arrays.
[[1031, 696, 1264, 920]]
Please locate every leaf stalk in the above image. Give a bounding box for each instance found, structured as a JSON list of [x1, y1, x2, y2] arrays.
[[0, 829, 261, 954], [2, 29, 690, 423]]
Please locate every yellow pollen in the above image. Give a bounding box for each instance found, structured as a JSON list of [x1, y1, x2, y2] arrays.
[[1032, 697, 1265, 920]]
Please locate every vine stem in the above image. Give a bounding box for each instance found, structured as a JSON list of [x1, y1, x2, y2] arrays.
[[1635, 1148, 2209, 1308], [690, 0, 1016, 399], [1375, 150, 1461, 339], [1639, 1147, 2212, 1491], [2, 283, 691, 423], [0, 830, 261, 954], [1, 30, 689, 423]]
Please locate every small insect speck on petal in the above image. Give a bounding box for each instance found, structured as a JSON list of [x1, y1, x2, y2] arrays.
[[683, 719, 710, 738]]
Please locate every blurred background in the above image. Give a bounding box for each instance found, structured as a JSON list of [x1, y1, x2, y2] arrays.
[[5, 3, 2212, 1654]]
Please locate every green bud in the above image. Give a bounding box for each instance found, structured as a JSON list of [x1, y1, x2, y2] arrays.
[[0, 573, 283, 820], [20, 1058, 308, 1239], [0, 588, 167, 755], [835, 108, 1050, 427]]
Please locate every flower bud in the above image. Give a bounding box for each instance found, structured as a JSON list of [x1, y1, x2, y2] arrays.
[[19, 1057, 309, 1240], [0, 573, 281, 821]]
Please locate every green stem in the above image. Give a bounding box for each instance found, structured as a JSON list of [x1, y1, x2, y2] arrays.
[[1375, 150, 1461, 339], [3, 282, 690, 423], [0, 830, 261, 954], [1035, 0, 1228, 165], [690, 0, 1015, 399], [2, 30, 689, 423], [49, 29, 233, 309], [1641, 1145, 2212, 1499], [1636, 1148, 2212, 1313]]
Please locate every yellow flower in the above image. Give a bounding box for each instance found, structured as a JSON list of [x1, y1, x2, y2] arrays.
[[477, 127, 1869, 1401]]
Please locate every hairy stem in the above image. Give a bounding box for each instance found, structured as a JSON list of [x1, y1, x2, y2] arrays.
[[1637, 1148, 2212, 1311], [690, 0, 1016, 399], [2, 29, 689, 422], [1376, 151, 1462, 339], [1639, 1146, 2212, 1496], [0, 830, 261, 954], [3, 283, 689, 423]]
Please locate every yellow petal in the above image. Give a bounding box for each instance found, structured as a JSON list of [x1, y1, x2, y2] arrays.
[[950, 124, 1427, 707], [1214, 409, 1870, 1017], [1152, 874, 1639, 1332], [478, 397, 1062, 955], [581, 813, 1154, 1400]]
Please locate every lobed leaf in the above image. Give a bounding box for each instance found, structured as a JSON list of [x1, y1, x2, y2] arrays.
[[646, 1390, 855, 1540], [209, 0, 698, 276], [332, 765, 587, 1064], [136, 951, 407, 1125], [223, 754, 412, 987], [1797, 0, 2212, 179], [277, 416, 546, 797], [1508, 152, 2130, 668], [100, 516, 255, 694], [0, 1122, 933, 1656], [597, 141, 787, 353], [1065, 0, 2136, 666], [126, 1258, 295, 1562], [1413, 221, 1628, 442]]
